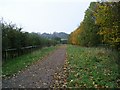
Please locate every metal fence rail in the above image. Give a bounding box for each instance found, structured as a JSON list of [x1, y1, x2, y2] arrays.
[[2, 45, 41, 61]]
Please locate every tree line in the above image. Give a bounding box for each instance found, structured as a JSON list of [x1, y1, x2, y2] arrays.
[[68, 1, 120, 50], [1, 20, 58, 51]]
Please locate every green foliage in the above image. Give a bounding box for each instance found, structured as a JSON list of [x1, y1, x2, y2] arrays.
[[67, 45, 119, 88], [68, 1, 120, 50], [95, 2, 120, 49], [80, 2, 101, 46], [1, 20, 58, 51], [69, 2, 101, 47]]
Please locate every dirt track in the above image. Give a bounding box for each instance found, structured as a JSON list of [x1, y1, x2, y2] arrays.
[[2, 45, 66, 88]]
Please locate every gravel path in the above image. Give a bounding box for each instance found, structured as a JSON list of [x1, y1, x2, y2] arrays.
[[2, 45, 66, 88]]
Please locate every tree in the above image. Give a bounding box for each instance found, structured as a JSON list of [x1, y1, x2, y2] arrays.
[[69, 2, 101, 47], [1, 19, 58, 51], [95, 2, 120, 49]]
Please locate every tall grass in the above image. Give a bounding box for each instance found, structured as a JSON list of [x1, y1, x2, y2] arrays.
[[67, 45, 119, 88]]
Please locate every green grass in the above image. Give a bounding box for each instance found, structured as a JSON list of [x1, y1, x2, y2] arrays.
[[2, 46, 57, 78], [66, 45, 119, 88]]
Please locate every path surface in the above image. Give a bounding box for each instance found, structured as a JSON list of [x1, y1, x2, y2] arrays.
[[2, 45, 66, 88]]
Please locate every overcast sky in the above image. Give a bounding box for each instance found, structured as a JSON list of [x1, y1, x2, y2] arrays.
[[0, 0, 97, 34]]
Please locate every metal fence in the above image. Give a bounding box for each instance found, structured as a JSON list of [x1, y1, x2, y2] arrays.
[[2, 45, 41, 61]]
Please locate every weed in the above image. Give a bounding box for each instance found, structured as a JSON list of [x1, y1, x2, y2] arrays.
[[67, 45, 119, 88]]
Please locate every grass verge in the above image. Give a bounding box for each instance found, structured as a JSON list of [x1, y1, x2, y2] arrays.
[[66, 45, 119, 88], [2, 46, 57, 78]]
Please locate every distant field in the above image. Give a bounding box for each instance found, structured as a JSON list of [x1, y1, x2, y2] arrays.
[[66, 45, 119, 88], [2, 46, 57, 78]]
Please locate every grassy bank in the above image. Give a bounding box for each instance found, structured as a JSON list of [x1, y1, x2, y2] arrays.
[[2, 46, 57, 78], [66, 45, 119, 88]]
